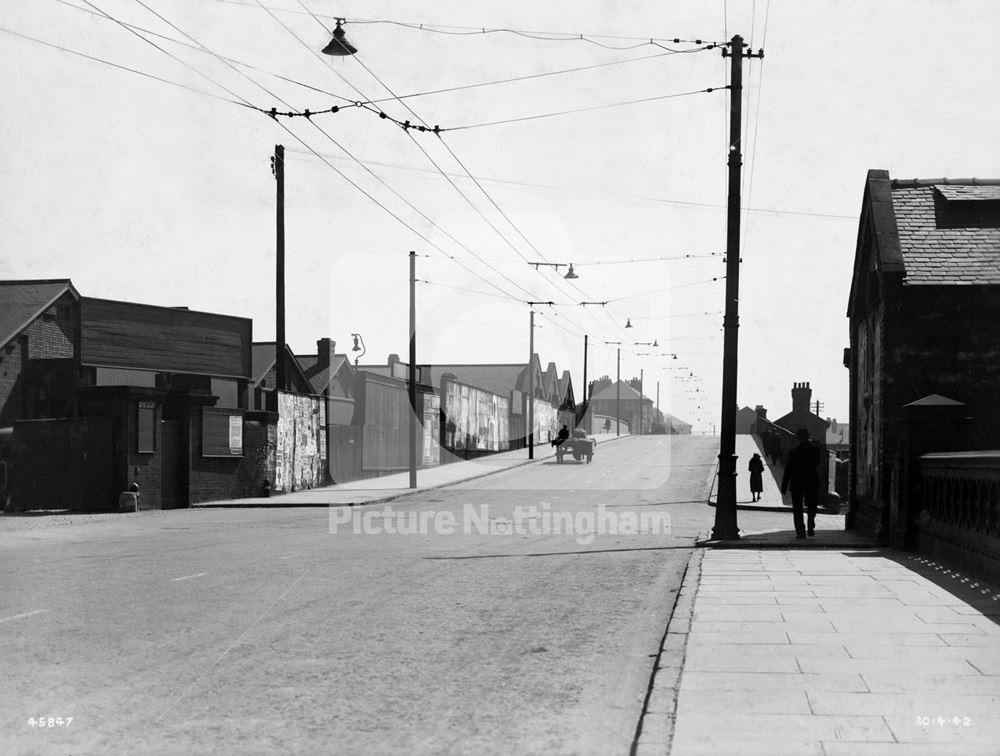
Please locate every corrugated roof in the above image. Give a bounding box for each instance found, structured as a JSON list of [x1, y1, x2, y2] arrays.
[[0, 279, 78, 349], [892, 184, 1000, 285]]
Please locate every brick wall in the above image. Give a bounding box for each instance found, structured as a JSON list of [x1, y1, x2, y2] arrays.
[[853, 284, 1000, 541], [886, 287, 1000, 442], [187, 415, 274, 503], [0, 293, 79, 426], [0, 339, 26, 426], [125, 401, 163, 510], [25, 298, 76, 360]]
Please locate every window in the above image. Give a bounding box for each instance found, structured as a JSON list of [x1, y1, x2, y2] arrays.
[[137, 402, 156, 453], [211, 378, 239, 408]]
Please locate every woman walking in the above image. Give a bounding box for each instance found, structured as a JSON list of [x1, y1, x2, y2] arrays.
[[748, 452, 765, 502]]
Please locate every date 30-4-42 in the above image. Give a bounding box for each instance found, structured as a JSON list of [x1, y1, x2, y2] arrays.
[[28, 717, 73, 728], [915, 716, 972, 727]]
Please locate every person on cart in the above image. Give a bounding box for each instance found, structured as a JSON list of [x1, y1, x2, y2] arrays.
[[553, 424, 570, 447]]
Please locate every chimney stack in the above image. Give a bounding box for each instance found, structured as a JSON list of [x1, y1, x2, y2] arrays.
[[316, 338, 336, 369], [791, 381, 812, 414], [754, 404, 767, 420]]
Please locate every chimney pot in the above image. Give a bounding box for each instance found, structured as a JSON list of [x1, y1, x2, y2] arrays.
[[316, 338, 335, 369], [791, 381, 813, 414]]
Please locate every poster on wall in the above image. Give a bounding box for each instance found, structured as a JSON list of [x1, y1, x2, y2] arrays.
[[423, 393, 440, 466], [275, 391, 327, 493], [228, 415, 242, 455], [442, 381, 510, 452], [534, 401, 558, 444]]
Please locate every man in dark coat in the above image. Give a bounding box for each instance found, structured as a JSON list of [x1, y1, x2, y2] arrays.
[[780, 428, 822, 538]]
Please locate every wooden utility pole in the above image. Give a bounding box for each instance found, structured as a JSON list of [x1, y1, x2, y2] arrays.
[[528, 309, 535, 459], [616, 347, 621, 436], [581, 334, 588, 430], [409, 250, 417, 488], [273, 144, 287, 395], [639, 368, 644, 435], [713, 35, 763, 541]]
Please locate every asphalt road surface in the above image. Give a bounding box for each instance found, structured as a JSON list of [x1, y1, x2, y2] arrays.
[[2, 435, 721, 755]]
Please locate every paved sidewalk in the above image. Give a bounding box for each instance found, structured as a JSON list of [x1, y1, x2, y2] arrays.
[[193, 433, 625, 508], [651, 548, 1000, 755], [708, 433, 802, 511], [703, 434, 870, 549]]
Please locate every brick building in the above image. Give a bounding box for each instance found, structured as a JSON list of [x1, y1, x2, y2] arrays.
[[0, 280, 81, 426], [846, 170, 1000, 549], [0, 280, 270, 510]]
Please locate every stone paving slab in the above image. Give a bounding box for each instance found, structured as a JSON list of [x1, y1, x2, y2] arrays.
[[664, 548, 1000, 754], [821, 744, 1000, 756]]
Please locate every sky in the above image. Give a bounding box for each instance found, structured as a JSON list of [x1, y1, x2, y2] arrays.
[[2, 0, 999, 433]]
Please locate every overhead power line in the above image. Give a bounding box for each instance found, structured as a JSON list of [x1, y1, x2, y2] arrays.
[[443, 86, 728, 131], [286, 1, 627, 343], [111, 0, 547, 308], [282, 147, 857, 220], [605, 276, 725, 303], [213, 2, 721, 47], [575, 253, 721, 265], [0, 25, 247, 106]]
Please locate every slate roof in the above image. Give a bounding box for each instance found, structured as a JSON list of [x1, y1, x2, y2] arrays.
[[298, 353, 352, 393], [934, 185, 1000, 202], [251, 342, 312, 389], [890, 182, 1000, 285], [423, 364, 529, 397], [590, 380, 648, 403], [0, 279, 79, 349]]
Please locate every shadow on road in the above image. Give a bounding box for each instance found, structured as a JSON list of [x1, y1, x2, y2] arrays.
[[424, 545, 696, 560], [2, 509, 109, 517]]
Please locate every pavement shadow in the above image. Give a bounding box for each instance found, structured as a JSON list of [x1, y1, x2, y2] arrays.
[[424, 545, 695, 560], [2, 509, 112, 517], [844, 550, 1000, 624], [702, 527, 876, 549], [604, 500, 708, 507]]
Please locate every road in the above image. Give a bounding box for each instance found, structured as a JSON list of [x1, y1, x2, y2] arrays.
[[1, 435, 720, 755]]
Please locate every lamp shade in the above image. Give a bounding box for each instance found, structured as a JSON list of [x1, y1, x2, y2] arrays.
[[564, 264, 578, 280], [322, 21, 357, 56]]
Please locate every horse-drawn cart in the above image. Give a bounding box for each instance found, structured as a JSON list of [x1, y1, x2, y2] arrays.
[[553, 429, 596, 464]]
